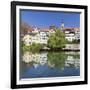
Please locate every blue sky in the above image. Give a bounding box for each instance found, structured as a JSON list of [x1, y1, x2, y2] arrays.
[[21, 10, 80, 28]]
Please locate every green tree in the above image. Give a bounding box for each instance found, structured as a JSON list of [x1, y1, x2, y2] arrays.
[[22, 45, 31, 52], [47, 29, 66, 49], [30, 43, 43, 53]]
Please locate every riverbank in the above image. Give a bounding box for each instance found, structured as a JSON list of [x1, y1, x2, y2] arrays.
[[21, 44, 80, 52], [41, 44, 80, 51], [40, 48, 80, 52]]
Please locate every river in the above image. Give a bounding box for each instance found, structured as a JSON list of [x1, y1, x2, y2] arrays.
[[20, 51, 80, 79]]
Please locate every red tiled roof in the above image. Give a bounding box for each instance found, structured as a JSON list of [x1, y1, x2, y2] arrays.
[[26, 28, 34, 32], [64, 28, 80, 31], [41, 29, 50, 32]]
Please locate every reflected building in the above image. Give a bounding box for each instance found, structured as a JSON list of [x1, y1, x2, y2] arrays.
[[22, 52, 33, 63], [39, 52, 48, 65], [22, 52, 48, 67], [65, 56, 80, 68], [22, 51, 80, 69]]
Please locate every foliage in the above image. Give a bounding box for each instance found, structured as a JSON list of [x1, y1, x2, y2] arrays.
[[21, 43, 43, 53], [22, 45, 31, 52], [47, 52, 80, 69], [72, 39, 80, 44], [72, 54, 80, 59], [47, 52, 67, 69], [30, 43, 43, 53], [47, 29, 67, 49], [20, 22, 33, 35]]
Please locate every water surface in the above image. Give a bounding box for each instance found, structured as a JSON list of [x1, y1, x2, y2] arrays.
[[20, 51, 80, 79]]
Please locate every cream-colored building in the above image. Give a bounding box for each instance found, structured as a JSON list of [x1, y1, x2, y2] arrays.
[[23, 31, 49, 45], [23, 33, 41, 46], [23, 34, 32, 46], [31, 33, 40, 44]]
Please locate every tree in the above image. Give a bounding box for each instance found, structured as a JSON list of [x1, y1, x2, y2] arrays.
[[47, 29, 66, 49], [21, 43, 43, 53], [20, 22, 33, 36], [30, 43, 43, 53]]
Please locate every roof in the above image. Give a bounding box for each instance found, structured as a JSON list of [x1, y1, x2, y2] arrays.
[[41, 29, 50, 32], [63, 28, 80, 31]]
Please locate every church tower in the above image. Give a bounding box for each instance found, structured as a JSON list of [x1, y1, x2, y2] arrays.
[[61, 19, 64, 31]]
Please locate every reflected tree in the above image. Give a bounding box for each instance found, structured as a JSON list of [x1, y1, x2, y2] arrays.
[[47, 52, 68, 69]]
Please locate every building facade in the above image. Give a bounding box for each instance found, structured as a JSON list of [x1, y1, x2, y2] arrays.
[[22, 25, 80, 46], [22, 28, 54, 45], [64, 28, 80, 42]]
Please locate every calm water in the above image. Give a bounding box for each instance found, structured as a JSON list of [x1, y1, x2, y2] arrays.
[[20, 51, 80, 79]]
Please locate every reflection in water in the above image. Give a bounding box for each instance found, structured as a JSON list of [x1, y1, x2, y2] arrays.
[[20, 51, 80, 79], [22, 52, 48, 67], [65, 56, 79, 68]]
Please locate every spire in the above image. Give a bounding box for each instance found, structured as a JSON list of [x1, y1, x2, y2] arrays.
[[61, 19, 64, 31]]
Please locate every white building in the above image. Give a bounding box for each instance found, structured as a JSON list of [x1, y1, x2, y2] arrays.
[[65, 33, 75, 42], [23, 26, 80, 45], [65, 44, 80, 50], [74, 33, 80, 41], [31, 33, 40, 44], [23, 28, 50, 45], [39, 31, 48, 44], [74, 29, 80, 41], [64, 28, 80, 42]]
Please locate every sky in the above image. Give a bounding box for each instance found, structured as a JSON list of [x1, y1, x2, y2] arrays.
[[20, 10, 80, 28]]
